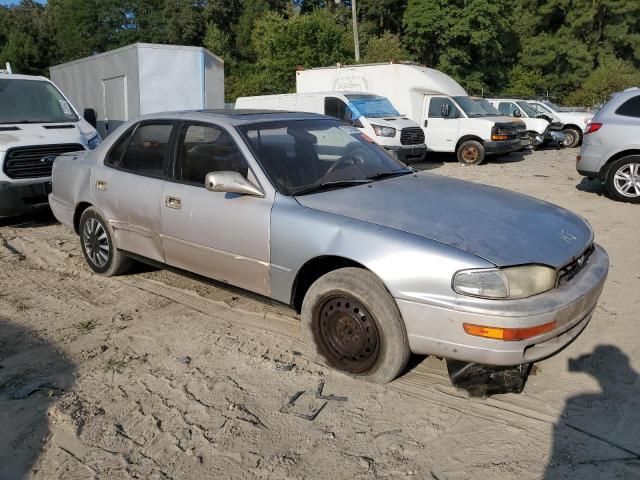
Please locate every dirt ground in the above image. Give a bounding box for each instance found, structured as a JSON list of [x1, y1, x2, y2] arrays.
[[1, 147, 639, 480]]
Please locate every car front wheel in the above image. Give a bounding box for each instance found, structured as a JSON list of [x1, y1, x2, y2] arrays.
[[79, 207, 132, 276], [301, 267, 410, 384], [561, 127, 581, 148], [605, 156, 640, 203], [456, 140, 485, 165]]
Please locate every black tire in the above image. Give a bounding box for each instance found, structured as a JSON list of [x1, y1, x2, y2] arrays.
[[79, 207, 132, 276], [301, 267, 410, 384], [456, 140, 485, 165], [561, 128, 581, 148], [605, 156, 640, 204]]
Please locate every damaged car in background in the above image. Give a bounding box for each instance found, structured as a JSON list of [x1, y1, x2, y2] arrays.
[[49, 110, 609, 392]]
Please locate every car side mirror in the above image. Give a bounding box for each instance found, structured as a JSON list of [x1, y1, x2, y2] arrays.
[[205, 171, 263, 197], [512, 109, 522, 117], [83, 108, 97, 128]]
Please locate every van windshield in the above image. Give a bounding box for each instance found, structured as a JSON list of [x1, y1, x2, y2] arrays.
[[453, 96, 492, 117], [345, 94, 400, 118], [472, 98, 501, 116], [516, 101, 539, 118], [0, 78, 79, 124]]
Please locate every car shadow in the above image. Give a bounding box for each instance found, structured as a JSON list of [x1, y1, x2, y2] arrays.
[[0, 206, 58, 229], [576, 177, 609, 198], [0, 317, 76, 479], [544, 345, 640, 479]]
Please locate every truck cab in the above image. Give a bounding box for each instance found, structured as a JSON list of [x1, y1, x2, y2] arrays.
[[486, 98, 555, 147], [527, 100, 593, 148], [235, 92, 427, 163], [0, 73, 100, 217]]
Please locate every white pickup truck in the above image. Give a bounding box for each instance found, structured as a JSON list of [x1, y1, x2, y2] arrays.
[[0, 73, 100, 217], [527, 100, 594, 148]]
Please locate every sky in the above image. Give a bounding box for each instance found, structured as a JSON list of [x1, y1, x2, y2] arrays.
[[1, 0, 47, 5]]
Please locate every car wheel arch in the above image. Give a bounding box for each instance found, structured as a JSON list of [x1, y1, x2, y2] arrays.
[[73, 202, 93, 234], [455, 135, 484, 151], [291, 255, 376, 313], [602, 149, 640, 178]]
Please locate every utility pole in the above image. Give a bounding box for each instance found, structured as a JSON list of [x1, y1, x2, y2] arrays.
[[352, 0, 360, 62]]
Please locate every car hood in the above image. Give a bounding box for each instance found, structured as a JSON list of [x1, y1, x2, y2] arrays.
[[295, 172, 593, 268], [0, 122, 94, 151], [364, 116, 420, 129]]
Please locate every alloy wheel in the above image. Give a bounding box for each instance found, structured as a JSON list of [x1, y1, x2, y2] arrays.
[[613, 163, 640, 198], [82, 218, 110, 268]]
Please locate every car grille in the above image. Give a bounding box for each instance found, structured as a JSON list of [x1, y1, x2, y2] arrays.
[[557, 244, 594, 287], [400, 127, 425, 145], [2, 144, 85, 179]]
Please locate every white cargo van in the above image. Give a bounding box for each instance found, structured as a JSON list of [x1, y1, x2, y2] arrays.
[[296, 63, 521, 165], [486, 98, 553, 147], [0, 73, 100, 217], [235, 91, 427, 162]]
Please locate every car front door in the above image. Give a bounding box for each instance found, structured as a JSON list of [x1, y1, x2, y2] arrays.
[[92, 121, 175, 262], [422, 96, 461, 152], [160, 122, 274, 296]]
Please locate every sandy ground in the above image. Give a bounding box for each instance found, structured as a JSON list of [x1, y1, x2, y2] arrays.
[[1, 147, 639, 480]]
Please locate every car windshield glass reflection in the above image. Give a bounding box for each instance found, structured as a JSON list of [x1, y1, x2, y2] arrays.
[[239, 119, 412, 196]]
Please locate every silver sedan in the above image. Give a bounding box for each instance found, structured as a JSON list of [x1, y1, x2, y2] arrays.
[[49, 111, 609, 384]]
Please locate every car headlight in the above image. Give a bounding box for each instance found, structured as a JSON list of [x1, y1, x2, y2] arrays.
[[453, 265, 557, 299], [371, 124, 396, 137], [87, 134, 102, 150]]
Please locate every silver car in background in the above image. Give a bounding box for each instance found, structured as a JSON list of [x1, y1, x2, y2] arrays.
[[577, 87, 640, 203], [49, 111, 609, 385]]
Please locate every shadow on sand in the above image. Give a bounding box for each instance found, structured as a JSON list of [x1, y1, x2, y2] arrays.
[[0, 317, 75, 479], [544, 345, 640, 479]]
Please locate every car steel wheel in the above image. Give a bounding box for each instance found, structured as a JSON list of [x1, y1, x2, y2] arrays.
[[82, 217, 110, 268], [561, 131, 575, 147], [314, 295, 379, 374], [613, 163, 640, 198], [461, 145, 479, 163]]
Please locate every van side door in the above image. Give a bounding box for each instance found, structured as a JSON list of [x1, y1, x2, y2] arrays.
[[421, 96, 461, 152]]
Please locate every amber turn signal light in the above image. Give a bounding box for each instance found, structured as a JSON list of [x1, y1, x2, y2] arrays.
[[463, 321, 557, 341], [491, 134, 508, 141]]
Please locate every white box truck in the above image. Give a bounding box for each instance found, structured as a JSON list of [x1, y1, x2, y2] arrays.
[[235, 91, 427, 162], [296, 63, 522, 165], [0, 73, 100, 217]]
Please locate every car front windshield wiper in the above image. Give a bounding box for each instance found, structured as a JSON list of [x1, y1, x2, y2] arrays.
[[292, 179, 372, 196], [367, 170, 413, 181]]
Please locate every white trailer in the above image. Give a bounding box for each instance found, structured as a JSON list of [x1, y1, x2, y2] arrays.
[[50, 43, 224, 138], [236, 91, 427, 162], [297, 63, 522, 165]]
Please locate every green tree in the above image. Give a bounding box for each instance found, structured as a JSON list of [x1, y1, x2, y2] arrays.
[[565, 57, 640, 107], [358, 0, 407, 35], [403, 0, 518, 94], [362, 32, 412, 63], [48, 0, 102, 61], [502, 65, 545, 97]]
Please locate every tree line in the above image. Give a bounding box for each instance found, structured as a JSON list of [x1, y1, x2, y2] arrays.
[[1, 0, 639, 106]]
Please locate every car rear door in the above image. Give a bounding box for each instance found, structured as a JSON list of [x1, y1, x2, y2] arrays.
[[92, 120, 176, 262], [160, 121, 273, 296]]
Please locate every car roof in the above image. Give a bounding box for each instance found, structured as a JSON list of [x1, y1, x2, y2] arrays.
[[138, 109, 332, 126], [0, 73, 51, 82]]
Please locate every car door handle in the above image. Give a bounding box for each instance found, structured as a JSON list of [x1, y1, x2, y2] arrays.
[[165, 196, 182, 209], [423, 120, 428, 127], [96, 180, 107, 191]]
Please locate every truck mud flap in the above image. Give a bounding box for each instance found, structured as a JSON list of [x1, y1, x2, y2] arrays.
[[446, 360, 533, 397]]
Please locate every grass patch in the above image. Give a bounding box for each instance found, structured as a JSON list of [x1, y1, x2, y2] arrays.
[[103, 358, 127, 374], [76, 319, 98, 333]]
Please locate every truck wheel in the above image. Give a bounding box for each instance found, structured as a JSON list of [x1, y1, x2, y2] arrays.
[[605, 156, 640, 204], [456, 140, 485, 165], [561, 127, 581, 148], [79, 207, 132, 276], [301, 267, 410, 384]]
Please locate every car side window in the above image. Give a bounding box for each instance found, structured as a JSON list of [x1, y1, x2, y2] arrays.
[[428, 97, 457, 118], [498, 102, 514, 116], [324, 97, 352, 122], [104, 126, 135, 167], [615, 95, 640, 118], [106, 123, 174, 177], [176, 123, 249, 185]]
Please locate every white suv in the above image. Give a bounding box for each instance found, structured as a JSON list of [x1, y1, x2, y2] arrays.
[[577, 88, 640, 203]]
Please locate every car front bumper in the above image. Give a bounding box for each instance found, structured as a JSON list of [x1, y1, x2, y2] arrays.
[[0, 180, 52, 217], [384, 144, 427, 163], [397, 244, 609, 366], [484, 139, 521, 155]]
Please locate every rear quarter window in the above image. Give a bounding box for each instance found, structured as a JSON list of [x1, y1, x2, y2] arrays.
[[615, 95, 640, 118]]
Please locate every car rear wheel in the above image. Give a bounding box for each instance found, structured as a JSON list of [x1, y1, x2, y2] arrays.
[[301, 267, 410, 384], [561, 127, 581, 148], [79, 207, 132, 276], [456, 140, 485, 165], [605, 156, 640, 204]]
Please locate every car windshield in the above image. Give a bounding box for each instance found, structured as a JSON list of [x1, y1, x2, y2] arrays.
[[345, 94, 400, 118], [516, 101, 539, 118], [472, 98, 501, 116], [453, 96, 490, 117], [543, 100, 561, 112], [239, 119, 412, 196], [529, 101, 553, 114], [0, 78, 79, 124]]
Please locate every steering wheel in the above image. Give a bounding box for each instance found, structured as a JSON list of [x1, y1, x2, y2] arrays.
[[323, 144, 368, 178]]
